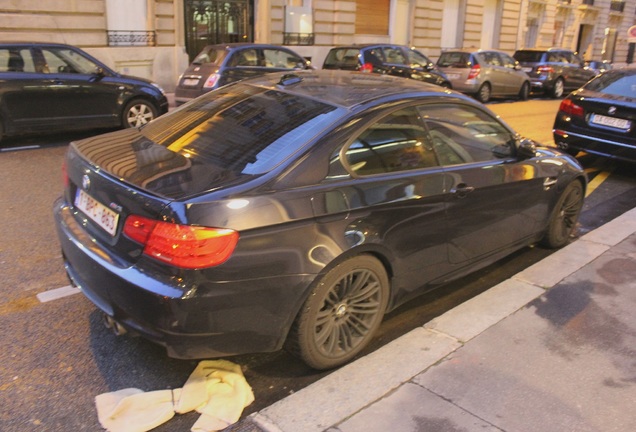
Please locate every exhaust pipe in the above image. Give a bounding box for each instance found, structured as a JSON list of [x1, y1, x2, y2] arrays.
[[103, 313, 127, 336]]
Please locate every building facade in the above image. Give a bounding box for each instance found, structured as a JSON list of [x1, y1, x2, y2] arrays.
[[0, 0, 634, 91]]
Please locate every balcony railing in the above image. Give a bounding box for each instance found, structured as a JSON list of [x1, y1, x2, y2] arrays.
[[283, 33, 315, 46], [107, 31, 156, 47], [610, 1, 625, 13]]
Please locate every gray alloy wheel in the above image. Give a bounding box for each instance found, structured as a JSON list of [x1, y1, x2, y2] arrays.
[[285, 255, 389, 370], [541, 181, 584, 248], [123, 99, 158, 128], [551, 78, 564, 99], [519, 81, 530, 100], [476, 82, 491, 103]]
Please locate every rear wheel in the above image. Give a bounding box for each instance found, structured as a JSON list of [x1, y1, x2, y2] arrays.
[[541, 181, 584, 248], [285, 255, 389, 370], [551, 78, 564, 98], [122, 99, 158, 128], [476, 82, 491, 103]]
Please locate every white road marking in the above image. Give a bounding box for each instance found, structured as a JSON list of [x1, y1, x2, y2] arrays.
[[0, 145, 41, 152], [37, 285, 81, 303]]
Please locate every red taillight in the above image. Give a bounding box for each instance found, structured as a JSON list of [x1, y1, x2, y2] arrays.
[[537, 65, 554, 74], [467, 64, 480, 79], [360, 63, 373, 73], [62, 160, 69, 188], [123, 215, 239, 269], [203, 73, 220, 88], [558, 99, 584, 117]]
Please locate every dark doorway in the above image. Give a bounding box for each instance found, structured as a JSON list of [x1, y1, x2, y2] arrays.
[[184, 0, 254, 61]]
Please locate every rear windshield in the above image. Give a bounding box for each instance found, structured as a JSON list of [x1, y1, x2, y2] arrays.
[[584, 72, 636, 98], [192, 47, 226, 65], [513, 51, 545, 63], [437, 52, 472, 68], [323, 48, 361, 68], [140, 83, 344, 178]]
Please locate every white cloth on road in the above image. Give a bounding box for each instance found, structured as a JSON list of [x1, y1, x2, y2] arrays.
[[95, 360, 254, 432]]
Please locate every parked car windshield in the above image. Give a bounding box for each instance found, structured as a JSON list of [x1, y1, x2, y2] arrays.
[[141, 83, 345, 176], [192, 47, 226, 65], [583, 72, 636, 97], [437, 52, 471, 68]]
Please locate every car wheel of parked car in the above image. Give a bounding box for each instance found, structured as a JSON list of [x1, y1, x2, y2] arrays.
[[285, 255, 389, 370], [541, 181, 584, 248], [476, 82, 491, 103], [551, 78, 565, 99], [518, 82, 530, 101], [123, 99, 158, 128]]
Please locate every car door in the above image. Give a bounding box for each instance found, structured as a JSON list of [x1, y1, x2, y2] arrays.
[[499, 52, 526, 95], [480, 51, 507, 95], [418, 102, 548, 264], [35, 46, 121, 129], [564, 51, 595, 90]]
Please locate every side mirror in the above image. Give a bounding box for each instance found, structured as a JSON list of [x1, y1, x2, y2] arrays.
[[94, 67, 105, 76], [517, 138, 537, 159]]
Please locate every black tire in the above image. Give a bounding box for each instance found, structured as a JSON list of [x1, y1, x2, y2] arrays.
[[476, 82, 491, 103], [541, 181, 584, 248], [518, 81, 530, 100], [285, 255, 389, 370], [122, 99, 158, 128], [551, 78, 564, 99]]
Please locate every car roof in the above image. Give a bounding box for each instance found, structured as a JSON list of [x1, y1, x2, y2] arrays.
[[198, 43, 300, 51], [0, 42, 77, 48], [236, 69, 468, 109]]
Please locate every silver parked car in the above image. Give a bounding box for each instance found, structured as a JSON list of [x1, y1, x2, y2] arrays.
[[437, 49, 530, 103]]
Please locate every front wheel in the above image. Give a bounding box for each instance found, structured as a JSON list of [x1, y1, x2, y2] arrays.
[[285, 255, 389, 370], [541, 181, 584, 248], [122, 99, 158, 128], [518, 82, 530, 100]]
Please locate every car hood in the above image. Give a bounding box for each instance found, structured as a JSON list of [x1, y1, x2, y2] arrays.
[[71, 128, 256, 200]]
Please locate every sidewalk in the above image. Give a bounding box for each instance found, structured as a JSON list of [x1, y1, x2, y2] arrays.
[[235, 207, 636, 432]]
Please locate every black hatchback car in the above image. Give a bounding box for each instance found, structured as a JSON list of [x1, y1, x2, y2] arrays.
[[174, 43, 312, 105], [553, 68, 636, 162], [322, 44, 451, 88], [0, 42, 168, 143], [54, 70, 585, 370], [513, 48, 595, 98]]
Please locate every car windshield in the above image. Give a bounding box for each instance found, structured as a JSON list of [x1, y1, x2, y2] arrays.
[[140, 83, 345, 177], [192, 47, 226, 65], [584, 72, 636, 98], [513, 51, 544, 63]]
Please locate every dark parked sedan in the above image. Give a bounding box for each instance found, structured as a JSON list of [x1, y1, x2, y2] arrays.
[[54, 70, 586, 370], [553, 68, 636, 162], [174, 43, 312, 105], [0, 42, 168, 143]]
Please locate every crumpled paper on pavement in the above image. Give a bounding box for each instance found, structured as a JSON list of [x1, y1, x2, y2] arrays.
[[95, 360, 254, 432]]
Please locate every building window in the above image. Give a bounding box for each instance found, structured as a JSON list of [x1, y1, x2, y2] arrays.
[[106, 0, 155, 46], [355, 0, 389, 35], [284, 1, 314, 45], [526, 18, 539, 48]]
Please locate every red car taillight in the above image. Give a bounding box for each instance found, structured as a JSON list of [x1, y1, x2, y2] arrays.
[[203, 73, 220, 88], [62, 160, 69, 188], [537, 65, 554, 74], [360, 63, 374, 73], [467, 64, 480, 79], [558, 99, 584, 117], [123, 215, 239, 269]]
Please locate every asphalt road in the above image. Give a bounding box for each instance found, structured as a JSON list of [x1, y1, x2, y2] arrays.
[[1, 99, 635, 432]]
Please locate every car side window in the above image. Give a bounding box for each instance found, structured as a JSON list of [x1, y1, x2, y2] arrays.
[[418, 104, 514, 166], [263, 49, 304, 69], [407, 49, 431, 68], [0, 48, 36, 73], [345, 107, 438, 176], [500, 53, 517, 69], [382, 47, 407, 65], [230, 49, 259, 67], [40, 47, 99, 74], [482, 52, 501, 67]]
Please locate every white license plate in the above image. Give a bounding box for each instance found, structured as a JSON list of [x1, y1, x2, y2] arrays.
[[183, 78, 200, 86], [591, 114, 631, 130], [75, 189, 119, 236], [446, 73, 460, 80]]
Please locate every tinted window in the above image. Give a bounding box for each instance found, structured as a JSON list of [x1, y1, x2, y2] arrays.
[[513, 50, 544, 63], [0, 47, 36, 73], [140, 84, 344, 176], [40, 47, 99, 74], [192, 47, 225, 65], [324, 48, 361, 67], [230, 49, 259, 67], [584, 72, 636, 97], [407, 49, 431, 67], [437, 52, 471, 68], [345, 107, 438, 176], [419, 104, 513, 165], [382, 47, 407, 65]]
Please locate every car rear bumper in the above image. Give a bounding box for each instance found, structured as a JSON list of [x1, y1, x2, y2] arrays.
[[53, 198, 314, 359], [553, 128, 636, 162]]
